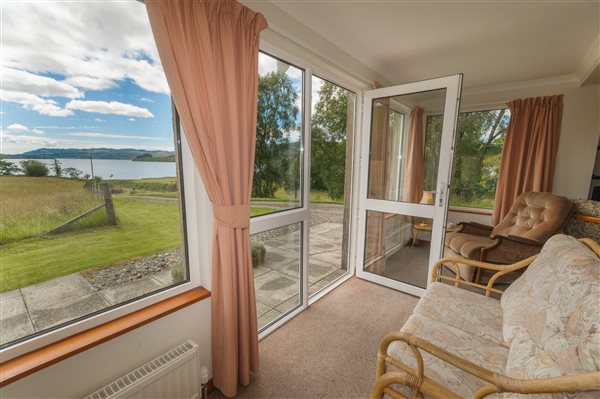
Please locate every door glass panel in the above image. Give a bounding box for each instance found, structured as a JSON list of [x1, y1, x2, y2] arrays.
[[251, 223, 302, 330], [367, 89, 446, 203], [308, 76, 355, 297], [363, 210, 432, 288]]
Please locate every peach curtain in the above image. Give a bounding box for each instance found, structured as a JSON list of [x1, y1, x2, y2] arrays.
[[492, 95, 563, 224], [402, 107, 425, 203], [145, 1, 267, 397]]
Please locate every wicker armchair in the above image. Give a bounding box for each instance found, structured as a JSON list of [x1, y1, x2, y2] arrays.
[[370, 236, 600, 399], [444, 192, 572, 282]]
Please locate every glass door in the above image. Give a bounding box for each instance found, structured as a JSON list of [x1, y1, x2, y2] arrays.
[[356, 75, 462, 296]]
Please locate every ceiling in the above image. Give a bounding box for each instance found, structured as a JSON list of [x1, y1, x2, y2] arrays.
[[268, 0, 600, 89]]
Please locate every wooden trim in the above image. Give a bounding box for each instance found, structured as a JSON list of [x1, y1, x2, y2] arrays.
[[448, 206, 493, 216], [574, 214, 600, 224], [0, 287, 210, 387]]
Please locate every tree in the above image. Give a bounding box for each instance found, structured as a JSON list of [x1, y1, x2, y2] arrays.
[[253, 71, 299, 198], [20, 160, 49, 177], [52, 159, 63, 177], [0, 160, 20, 175], [311, 81, 349, 200], [64, 167, 83, 179]]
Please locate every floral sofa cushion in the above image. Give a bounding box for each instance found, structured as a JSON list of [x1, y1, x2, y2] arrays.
[[501, 235, 600, 398], [501, 234, 599, 345]]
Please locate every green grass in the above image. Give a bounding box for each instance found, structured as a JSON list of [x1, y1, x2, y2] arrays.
[[251, 188, 343, 204], [449, 197, 495, 210], [0, 198, 183, 293], [111, 177, 178, 192], [0, 176, 102, 243], [251, 207, 276, 217]]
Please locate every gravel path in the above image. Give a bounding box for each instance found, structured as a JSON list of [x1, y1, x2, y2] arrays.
[[82, 248, 183, 290]]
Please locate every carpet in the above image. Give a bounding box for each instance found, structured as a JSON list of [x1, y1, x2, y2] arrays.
[[210, 277, 418, 398]]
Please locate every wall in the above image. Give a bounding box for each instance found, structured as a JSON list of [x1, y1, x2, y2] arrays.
[[0, 299, 212, 398]]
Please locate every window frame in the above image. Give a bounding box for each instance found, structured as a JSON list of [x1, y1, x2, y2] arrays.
[[426, 106, 510, 211], [1, 113, 203, 363]]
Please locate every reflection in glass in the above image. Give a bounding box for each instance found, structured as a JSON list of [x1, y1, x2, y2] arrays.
[[364, 210, 431, 288], [251, 52, 303, 217], [367, 89, 446, 204], [308, 76, 355, 297], [251, 223, 302, 330]]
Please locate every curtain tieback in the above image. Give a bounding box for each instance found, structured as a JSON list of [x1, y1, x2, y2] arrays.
[[213, 204, 251, 229]]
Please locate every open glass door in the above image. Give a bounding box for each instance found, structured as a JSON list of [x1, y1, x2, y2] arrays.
[[356, 75, 462, 296]]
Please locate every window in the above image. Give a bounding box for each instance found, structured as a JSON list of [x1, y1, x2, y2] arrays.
[[0, 1, 194, 353], [425, 109, 510, 209]]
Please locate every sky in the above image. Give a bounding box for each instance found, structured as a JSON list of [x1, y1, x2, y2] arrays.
[[0, 1, 329, 155], [1, 1, 172, 154]]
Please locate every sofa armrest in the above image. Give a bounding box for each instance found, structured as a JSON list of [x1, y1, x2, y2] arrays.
[[480, 234, 544, 265], [457, 221, 493, 236], [431, 255, 537, 297], [371, 332, 600, 399]]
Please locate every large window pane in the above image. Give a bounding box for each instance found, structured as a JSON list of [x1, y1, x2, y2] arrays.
[[251, 223, 302, 330], [251, 52, 303, 217], [309, 76, 355, 296], [0, 1, 188, 347]]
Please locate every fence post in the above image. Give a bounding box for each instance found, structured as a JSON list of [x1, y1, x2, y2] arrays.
[[101, 183, 117, 225]]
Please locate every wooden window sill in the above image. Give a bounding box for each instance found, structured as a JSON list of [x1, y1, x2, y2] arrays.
[[448, 206, 493, 216], [0, 286, 210, 387]]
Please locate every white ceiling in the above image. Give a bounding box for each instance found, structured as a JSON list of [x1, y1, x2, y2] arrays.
[[269, 0, 600, 89]]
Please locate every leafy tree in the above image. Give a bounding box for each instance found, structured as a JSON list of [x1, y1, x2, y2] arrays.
[[311, 81, 349, 200], [64, 167, 83, 179], [253, 71, 299, 198], [20, 160, 49, 177], [0, 160, 20, 175], [52, 159, 63, 177]]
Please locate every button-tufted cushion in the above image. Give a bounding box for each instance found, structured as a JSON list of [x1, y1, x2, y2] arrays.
[[491, 192, 572, 241]]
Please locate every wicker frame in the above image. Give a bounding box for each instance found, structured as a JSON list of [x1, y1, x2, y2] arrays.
[[370, 238, 600, 399]]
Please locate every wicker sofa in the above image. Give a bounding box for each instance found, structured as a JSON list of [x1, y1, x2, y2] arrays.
[[371, 234, 600, 399]]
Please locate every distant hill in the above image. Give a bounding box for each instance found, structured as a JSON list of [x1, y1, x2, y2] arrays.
[[2, 148, 176, 161]]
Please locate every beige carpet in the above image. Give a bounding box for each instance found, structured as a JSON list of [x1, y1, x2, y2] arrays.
[[210, 277, 419, 399]]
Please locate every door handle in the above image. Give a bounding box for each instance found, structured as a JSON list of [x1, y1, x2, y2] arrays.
[[438, 182, 446, 207]]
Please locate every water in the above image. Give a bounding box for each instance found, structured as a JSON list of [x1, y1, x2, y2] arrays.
[[7, 158, 176, 180]]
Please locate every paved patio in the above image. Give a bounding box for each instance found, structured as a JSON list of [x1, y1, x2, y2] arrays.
[[0, 216, 346, 344]]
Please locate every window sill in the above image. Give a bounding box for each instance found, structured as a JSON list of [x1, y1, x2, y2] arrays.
[[0, 286, 210, 387], [448, 206, 493, 216]]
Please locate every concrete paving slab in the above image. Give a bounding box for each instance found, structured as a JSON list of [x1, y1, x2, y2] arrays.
[[258, 309, 283, 330], [0, 289, 27, 320], [309, 268, 347, 296], [150, 270, 175, 287], [261, 246, 299, 269], [316, 227, 343, 241], [0, 313, 35, 345], [29, 293, 110, 331], [263, 239, 300, 254], [256, 301, 272, 318], [309, 222, 343, 236], [310, 250, 342, 268], [274, 296, 300, 314], [252, 265, 272, 278], [308, 236, 339, 255], [100, 277, 163, 305], [254, 270, 299, 308], [21, 273, 96, 311]]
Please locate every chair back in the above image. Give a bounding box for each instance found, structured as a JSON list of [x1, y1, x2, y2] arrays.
[[491, 192, 572, 241]]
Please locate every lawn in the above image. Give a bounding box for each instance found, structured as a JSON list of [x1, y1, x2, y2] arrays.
[[0, 176, 102, 243], [252, 187, 343, 204], [0, 198, 183, 293]]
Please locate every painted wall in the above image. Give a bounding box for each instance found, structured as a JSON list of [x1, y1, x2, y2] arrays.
[[0, 299, 212, 398]]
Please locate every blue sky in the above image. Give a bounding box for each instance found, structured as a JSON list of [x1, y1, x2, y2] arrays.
[[1, 1, 173, 154]]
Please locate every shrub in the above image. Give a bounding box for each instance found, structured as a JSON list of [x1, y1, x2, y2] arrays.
[[171, 259, 185, 283], [20, 160, 49, 177], [251, 242, 266, 267]]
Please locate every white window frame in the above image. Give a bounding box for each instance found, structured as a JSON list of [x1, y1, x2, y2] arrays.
[[1, 127, 204, 362], [254, 40, 365, 339]]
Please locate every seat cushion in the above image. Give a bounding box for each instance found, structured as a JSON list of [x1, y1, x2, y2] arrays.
[[388, 313, 508, 398], [413, 282, 505, 345], [445, 231, 496, 260]]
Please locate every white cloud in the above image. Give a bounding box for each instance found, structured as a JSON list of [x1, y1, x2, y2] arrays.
[[7, 123, 29, 132], [139, 97, 153, 103], [2, 67, 82, 99], [31, 128, 45, 135], [65, 100, 153, 118], [65, 132, 164, 140], [64, 75, 117, 91], [1, 133, 56, 146], [258, 53, 302, 80], [94, 118, 106, 122], [129, 118, 136, 122], [1, 90, 73, 117], [2, 2, 169, 95]]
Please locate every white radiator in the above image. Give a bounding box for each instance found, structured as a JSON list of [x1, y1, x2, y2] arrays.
[[85, 341, 201, 399]]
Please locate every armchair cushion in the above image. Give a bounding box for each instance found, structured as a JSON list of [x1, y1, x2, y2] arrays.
[[446, 232, 497, 260], [491, 192, 572, 241]]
